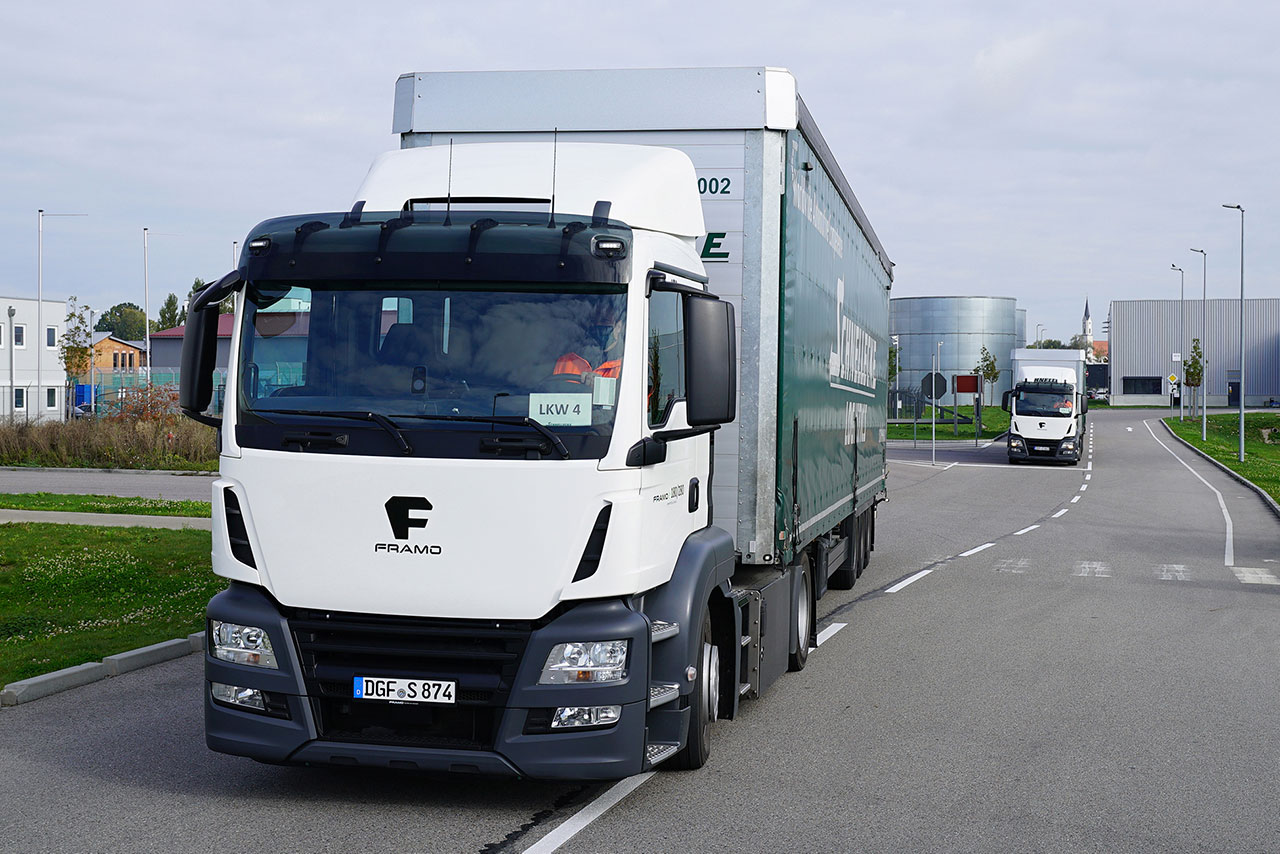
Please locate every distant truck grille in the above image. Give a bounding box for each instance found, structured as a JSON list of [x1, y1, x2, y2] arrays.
[[289, 608, 532, 750]]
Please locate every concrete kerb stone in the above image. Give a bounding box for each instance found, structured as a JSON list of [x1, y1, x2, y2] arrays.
[[0, 465, 217, 476], [1160, 420, 1280, 522], [1, 631, 208, 707]]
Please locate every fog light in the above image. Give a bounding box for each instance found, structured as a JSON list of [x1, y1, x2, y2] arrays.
[[551, 705, 622, 729], [211, 682, 266, 711], [210, 620, 278, 668], [539, 640, 629, 684]]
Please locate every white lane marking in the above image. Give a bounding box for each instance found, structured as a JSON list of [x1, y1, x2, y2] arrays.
[[525, 772, 656, 854], [1143, 420, 1234, 566], [886, 569, 933, 593], [1158, 564, 1190, 581], [1126, 427, 1134, 432], [1075, 561, 1112, 577], [958, 543, 995, 557], [1070, 496, 1081, 503], [889, 460, 1073, 472], [1232, 567, 1280, 585], [1013, 524, 1040, 536], [1080, 483, 1088, 491], [994, 558, 1030, 573], [944, 462, 958, 470], [1085, 462, 1092, 471], [815, 622, 847, 646], [1085, 474, 1092, 481], [1053, 509, 1069, 518]]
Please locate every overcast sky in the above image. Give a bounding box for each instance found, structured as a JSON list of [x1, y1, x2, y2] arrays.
[[1, 1, 1273, 342]]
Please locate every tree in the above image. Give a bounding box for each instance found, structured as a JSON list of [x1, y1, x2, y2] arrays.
[[1183, 338, 1204, 418], [888, 344, 899, 385], [156, 293, 182, 331], [975, 345, 999, 406], [1067, 333, 1090, 351], [60, 297, 94, 381], [94, 302, 146, 341], [1031, 337, 1066, 350]]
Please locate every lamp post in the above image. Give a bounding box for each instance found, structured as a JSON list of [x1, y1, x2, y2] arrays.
[[1222, 204, 1245, 462], [38, 209, 87, 421], [1191, 248, 1207, 439], [932, 340, 943, 466], [6, 306, 14, 423], [1172, 264, 1184, 420], [1035, 323, 1045, 346], [232, 240, 239, 267]]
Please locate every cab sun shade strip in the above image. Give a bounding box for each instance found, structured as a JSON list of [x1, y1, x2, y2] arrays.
[[572, 504, 612, 583], [223, 488, 257, 568]]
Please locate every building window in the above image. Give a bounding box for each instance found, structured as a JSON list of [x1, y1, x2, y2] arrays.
[[0, 325, 4, 347], [46, 388, 56, 410], [1122, 376, 1162, 395], [128, 352, 135, 370], [46, 326, 57, 348], [113, 351, 119, 370], [14, 388, 24, 410], [13, 325, 25, 348]]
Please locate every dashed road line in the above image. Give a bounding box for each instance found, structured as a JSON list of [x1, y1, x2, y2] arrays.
[[1080, 483, 1088, 491], [524, 773, 656, 854], [1013, 524, 1040, 536], [885, 569, 934, 593], [1070, 496, 1081, 503], [958, 543, 995, 557], [1053, 509, 1069, 518], [815, 623, 847, 645]]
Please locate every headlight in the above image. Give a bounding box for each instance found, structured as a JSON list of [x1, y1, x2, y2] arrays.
[[539, 640, 629, 684], [210, 620, 278, 668], [1061, 441, 1075, 451], [1009, 437, 1024, 449]]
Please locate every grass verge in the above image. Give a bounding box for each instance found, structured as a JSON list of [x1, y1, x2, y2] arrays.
[[0, 417, 216, 471], [0, 493, 212, 518], [1164, 412, 1280, 503], [888, 404, 1010, 440], [0, 523, 220, 685]]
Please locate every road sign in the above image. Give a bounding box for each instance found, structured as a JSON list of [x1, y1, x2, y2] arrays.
[[922, 372, 946, 400], [1172, 352, 1181, 361], [953, 374, 979, 394], [1168, 374, 1178, 384]]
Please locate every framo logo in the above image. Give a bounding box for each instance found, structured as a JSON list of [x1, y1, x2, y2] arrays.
[[376, 496, 442, 555]]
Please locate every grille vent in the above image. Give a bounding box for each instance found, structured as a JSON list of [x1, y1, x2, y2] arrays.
[[222, 488, 257, 568], [572, 504, 612, 582]]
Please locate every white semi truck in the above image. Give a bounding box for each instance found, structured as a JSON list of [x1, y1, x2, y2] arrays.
[[180, 68, 892, 780], [1003, 349, 1087, 465]]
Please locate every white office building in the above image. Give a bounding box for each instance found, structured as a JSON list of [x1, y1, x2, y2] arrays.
[[1, 295, 68, 422]]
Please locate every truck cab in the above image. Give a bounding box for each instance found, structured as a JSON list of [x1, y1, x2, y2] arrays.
[[1002, 366, 1086, 465]]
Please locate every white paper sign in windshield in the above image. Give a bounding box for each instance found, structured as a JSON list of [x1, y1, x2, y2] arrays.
[[529, 393, 592, 426]]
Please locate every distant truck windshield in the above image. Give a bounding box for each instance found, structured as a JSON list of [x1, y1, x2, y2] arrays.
[[1014, 386, 1074, 418]]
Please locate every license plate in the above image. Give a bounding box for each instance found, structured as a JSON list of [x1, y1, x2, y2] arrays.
[[1034, 445, 1050, 452], [353, 676, 456, 704]]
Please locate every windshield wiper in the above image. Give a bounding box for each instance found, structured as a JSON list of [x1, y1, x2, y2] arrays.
[[252, 408, 413, 455], [389, 413, 570, 459]]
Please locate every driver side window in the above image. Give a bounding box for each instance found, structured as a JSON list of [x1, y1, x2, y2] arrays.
[[648, 291, 686, 426]]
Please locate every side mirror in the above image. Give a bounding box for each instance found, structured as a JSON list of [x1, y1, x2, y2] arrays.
[[1080, 394, 1088, 414], [1001, 390, 1012, 412], [179, 304, 221, 427], [683, 296, 736, 426]]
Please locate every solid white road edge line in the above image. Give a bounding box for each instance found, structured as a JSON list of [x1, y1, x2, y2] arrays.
[[1013, 524, 1040, 535], [886, 569, 933, 593], [1143, 420, 1234, 566], [816, 623, 847, 646], [958, 543, 995, 557], [525, 772, 657, 854], [1053, 509, 1069, 518]]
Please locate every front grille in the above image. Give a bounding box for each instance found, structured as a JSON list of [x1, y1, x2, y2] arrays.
[[289, 609, 533, 750], [1027, 439, 1061, 457]]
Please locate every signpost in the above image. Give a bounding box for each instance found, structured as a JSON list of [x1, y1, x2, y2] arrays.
[[954, 374, 980, 445], [1168, 373, 1179, 416]]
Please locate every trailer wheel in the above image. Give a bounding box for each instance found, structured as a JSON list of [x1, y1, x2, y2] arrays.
[[861, 510, 873, 570], [788, 555, 813, 672], [854, 511, 867, 579], [828, 516, 856, 590], [673, 605, 716, 770]]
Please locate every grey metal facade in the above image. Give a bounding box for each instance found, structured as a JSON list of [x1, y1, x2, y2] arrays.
[[1109, 298, 1280, 405], [890, 296, 1019, 405], [1016, 309, 1027, 348]]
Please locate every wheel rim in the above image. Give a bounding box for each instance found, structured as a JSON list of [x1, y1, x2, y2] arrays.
[[702, 640, 720, 723], [796, 571, 811, 652]]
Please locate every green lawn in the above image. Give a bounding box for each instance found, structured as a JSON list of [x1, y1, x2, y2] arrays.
[[0, 492, 211, 518], [889, 404, 1010, 440], [1164, 412, 1280, 503], [0, 524, 221, 686]]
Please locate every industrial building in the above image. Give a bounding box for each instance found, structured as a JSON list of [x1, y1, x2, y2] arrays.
[[1, 294, 68, 422], [1107, 298, 1280, 407], [889, 296, 1021, 407]]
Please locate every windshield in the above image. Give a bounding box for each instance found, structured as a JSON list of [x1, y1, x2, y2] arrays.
[[1015, 389, 1074, 418], [236, 281, 627, 458]]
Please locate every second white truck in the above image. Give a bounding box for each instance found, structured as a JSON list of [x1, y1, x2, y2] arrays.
[[1003, 349, 1087, 465]]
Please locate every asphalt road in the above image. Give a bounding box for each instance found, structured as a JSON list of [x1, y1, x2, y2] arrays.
[[2, 409, 1278, 852], [0, 468, 217, 501]]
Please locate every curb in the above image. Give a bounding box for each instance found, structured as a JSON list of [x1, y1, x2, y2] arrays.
[[1160, 420, 1280, 522], [0, 466, 217, 476], [1, 631, 206, 707]]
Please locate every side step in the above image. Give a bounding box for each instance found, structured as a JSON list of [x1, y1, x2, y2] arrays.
[[645, 741, 680, 768], [650, 620, 680, 642], [648, 682, 679, 710]]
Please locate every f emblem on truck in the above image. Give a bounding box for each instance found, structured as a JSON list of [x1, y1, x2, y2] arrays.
[[385, 496, 432, 539]]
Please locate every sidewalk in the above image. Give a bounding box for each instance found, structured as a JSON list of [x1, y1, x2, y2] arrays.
[[0, 509, 212, 530]]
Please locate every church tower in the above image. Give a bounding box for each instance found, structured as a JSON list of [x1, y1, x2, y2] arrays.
[[1082, 297, 1093, 346]]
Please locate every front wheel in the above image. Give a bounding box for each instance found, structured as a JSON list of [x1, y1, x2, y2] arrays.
[[788, 555, 814, 672], [673, 606, 717, 770]]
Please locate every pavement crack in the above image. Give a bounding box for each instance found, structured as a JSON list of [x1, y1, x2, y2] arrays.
[[478, 783, 598, 853]]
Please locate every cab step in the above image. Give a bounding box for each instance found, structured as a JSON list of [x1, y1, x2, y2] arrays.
[[650, 620, 680, 642], [648, 682, 679, 710], [645, 741, 680, 767]]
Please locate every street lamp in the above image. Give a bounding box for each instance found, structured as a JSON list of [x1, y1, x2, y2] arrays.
[[1035, 323, 1045, 346], [932, 340, 943, 466], [1191, 248, 1207, 440], [1222, 204, 1245, 462], [6, 306, 14, 423], [1172, 264, 1184, 420], [38, 209, 87, 421]]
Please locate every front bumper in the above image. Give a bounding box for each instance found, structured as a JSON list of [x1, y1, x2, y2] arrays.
[[1007, 434, 1079, 462], [204, 582, 652, 780]]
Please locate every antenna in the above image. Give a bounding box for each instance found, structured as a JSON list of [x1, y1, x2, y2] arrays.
[[548, 128, 558, 228], [444, 139, 454, 226]]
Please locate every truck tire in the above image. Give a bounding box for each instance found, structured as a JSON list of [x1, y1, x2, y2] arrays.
[[827, 515, 856, 590], [861, 510, 873, 570], [788, 556, 813, 672], [673, 606, 717, 770]]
